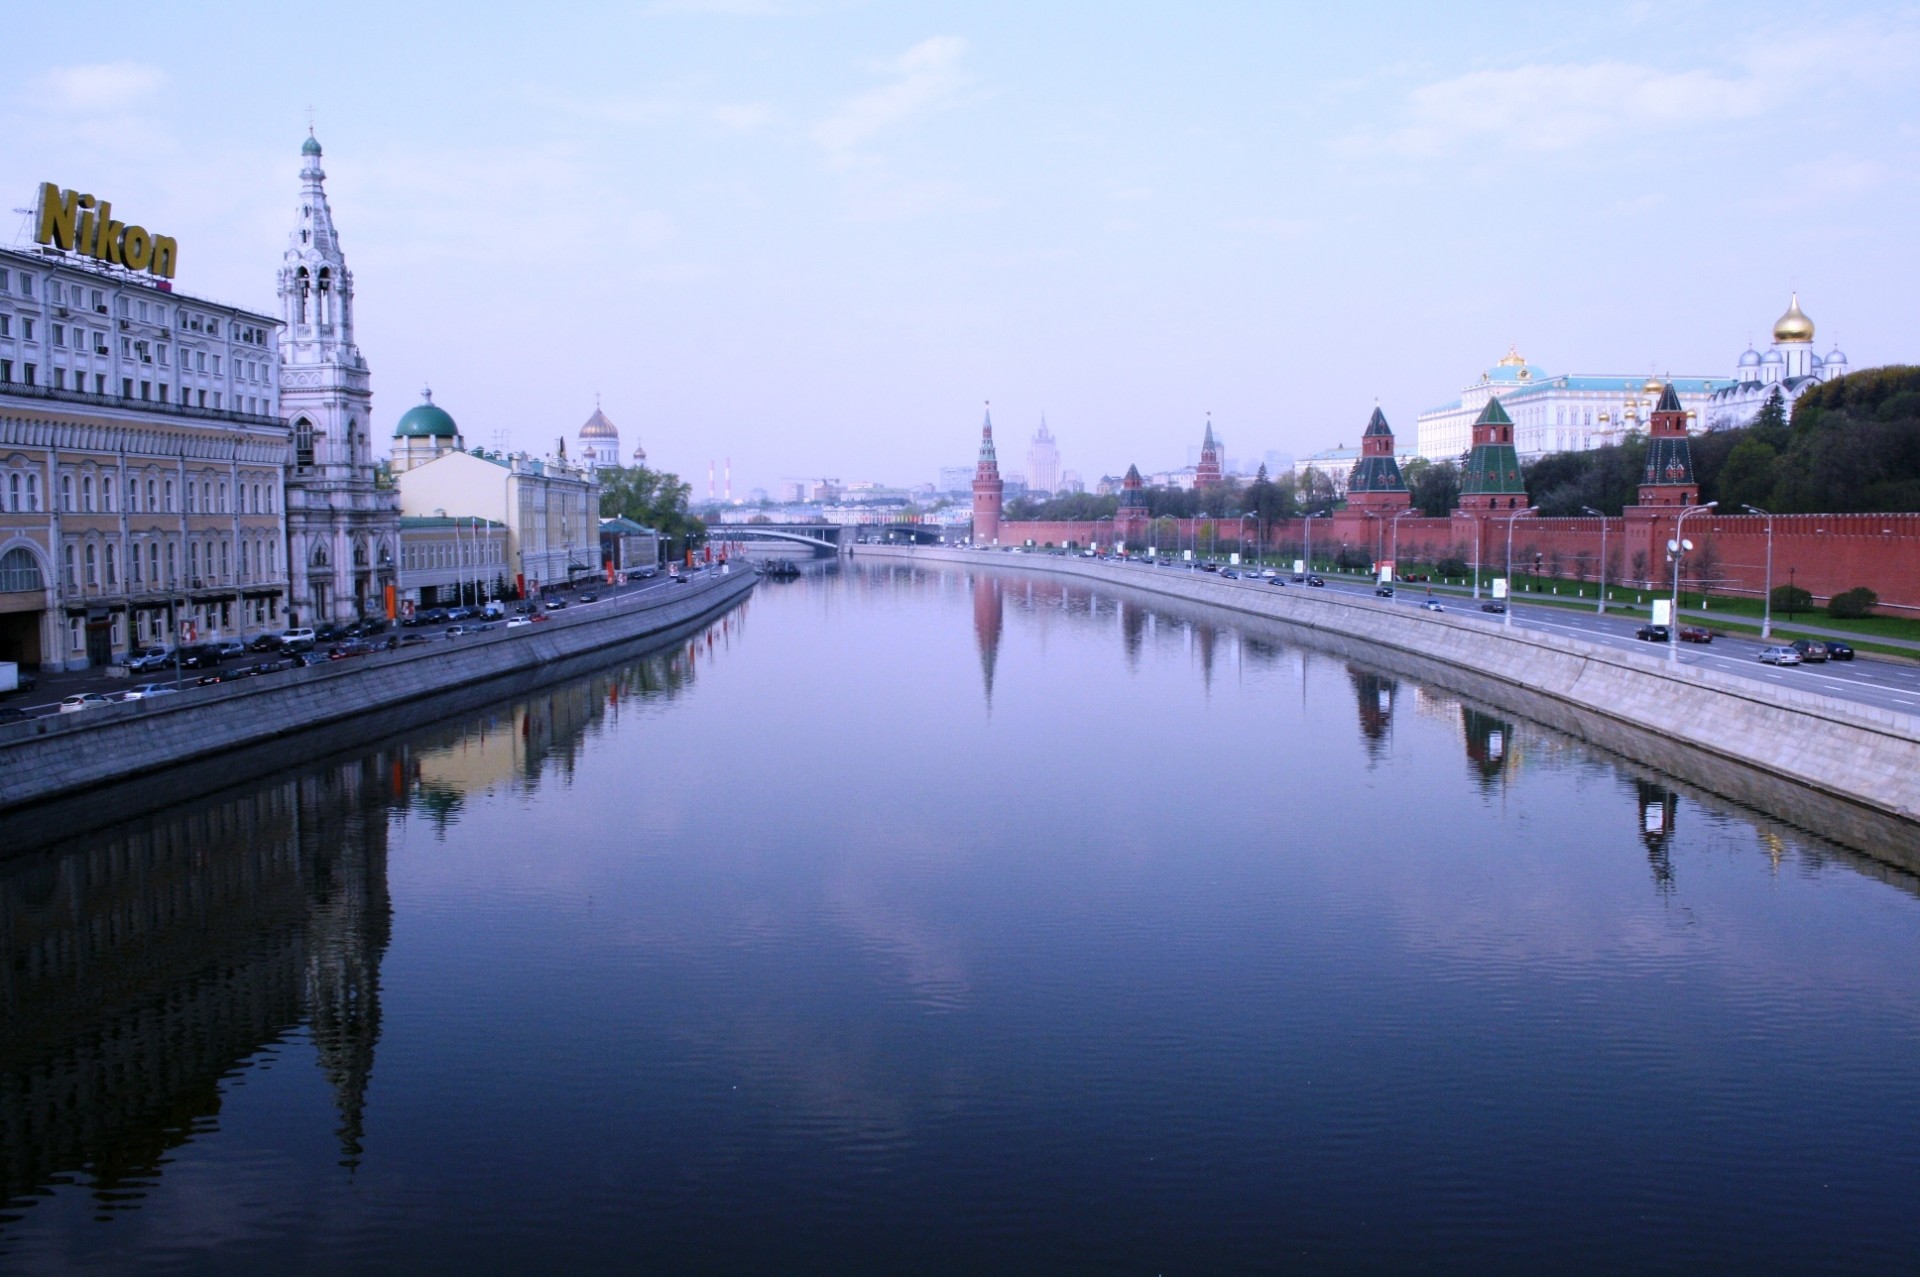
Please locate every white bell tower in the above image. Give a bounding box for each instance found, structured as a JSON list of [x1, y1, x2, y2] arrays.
[[278, 131, 400, 625]]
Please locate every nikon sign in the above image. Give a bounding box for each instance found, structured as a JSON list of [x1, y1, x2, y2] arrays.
[[33, 182, 179, 280]]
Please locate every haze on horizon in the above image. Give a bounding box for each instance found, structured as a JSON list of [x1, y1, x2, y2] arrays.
[[2, 0, 1913, 494]]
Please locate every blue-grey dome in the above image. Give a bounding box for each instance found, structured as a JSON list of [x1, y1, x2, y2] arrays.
[[1826, 346, 1848, 365], [1738, 347, 1762, 367], [1761, 347, 1785, 364]]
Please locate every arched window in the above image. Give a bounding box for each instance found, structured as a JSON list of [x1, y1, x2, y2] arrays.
[[127, 477, 138, 511], [353, 540, 368, 568], [105, 544, 117, 587], [295, 266, 310, 323], [64, 545, 77, 588], [60, 474, 74, 511], [312, 542, 329, 569], [6, 473, 17, 512], [185, 481, 197, 514], [26, 474, 39, 512], [84, 543, 98, 586], [82, 475, 94, 511], [165, 478, 175, 512], [0, 546, 44, 593], [131, 541, 143, 583], [149, 543, 160, 583], [189, 542, 200, 580], [295, 418, 315, 468], [219, 540, 230, 580], [166, 542, 177, 583]]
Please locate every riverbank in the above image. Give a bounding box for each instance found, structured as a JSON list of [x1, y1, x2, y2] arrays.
[[854, 546, 1920, 830], [0, 567, 756, 816]]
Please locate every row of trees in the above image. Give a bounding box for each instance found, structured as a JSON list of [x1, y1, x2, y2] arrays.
[[597, 465, 705, 548], [1003, 465, 1343, 524]]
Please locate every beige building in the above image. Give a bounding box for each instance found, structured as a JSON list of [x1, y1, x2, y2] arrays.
[[388, 392, 599, 596], [0, 247, 291, 670]]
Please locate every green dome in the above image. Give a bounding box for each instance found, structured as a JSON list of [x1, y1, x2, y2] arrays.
[[394, 391, 458, 439], [302, 132, 322, 157]]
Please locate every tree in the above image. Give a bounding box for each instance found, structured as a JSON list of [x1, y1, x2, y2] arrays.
[[1711, 435, 1779, 512], [1406, 458, 1460, 517], [1771, 583, 1812, 618], [598, 465, 704, 548], [1828, 586, 1878, 619]]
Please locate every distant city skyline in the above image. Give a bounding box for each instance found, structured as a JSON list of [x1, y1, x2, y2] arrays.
[[4, 2, 1913, 495]]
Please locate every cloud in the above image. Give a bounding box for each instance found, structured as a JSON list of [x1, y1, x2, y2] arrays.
[[811, 36, 970, 162], [26, 61, 168, 113], [1353, 60, 1766, 156]]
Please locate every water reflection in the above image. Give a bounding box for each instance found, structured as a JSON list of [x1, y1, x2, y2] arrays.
[[0, 755, 396, 1222], [971, 573, 1001, 710]]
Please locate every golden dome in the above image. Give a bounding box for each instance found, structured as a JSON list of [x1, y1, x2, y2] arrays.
[[1497, 344, 1527, 367], [1642, 376, 1664, 394], [1773, 292, 1814, 344]]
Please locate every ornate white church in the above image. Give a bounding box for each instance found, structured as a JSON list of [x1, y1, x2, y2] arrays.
[[1702, 294, 1850, 430]]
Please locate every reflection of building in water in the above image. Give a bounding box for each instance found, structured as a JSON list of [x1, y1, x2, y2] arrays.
[[1634, 779, 1680, 895], [1119, 599, 1147, 670], [971, 573, 1003, 708], [0, 753, 400, 1216], [1192, 622, 1217, 691], [1461, 707, 1516, 788], [1348, 667, 1396, 758]]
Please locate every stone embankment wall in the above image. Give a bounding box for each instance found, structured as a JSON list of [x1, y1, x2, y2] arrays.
[[854, 545, 1920, 827], [0, 569, 755, 813]]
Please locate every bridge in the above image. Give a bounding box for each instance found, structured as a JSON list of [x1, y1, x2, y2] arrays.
[[708, 523, 858, 557]]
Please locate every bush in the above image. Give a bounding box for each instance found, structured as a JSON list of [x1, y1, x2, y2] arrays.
[[1436, 556, 1469, 578], [1334, 546, 1372, 572], [1828, 586, 1878, 619], [1770, 584, 1813, 615]]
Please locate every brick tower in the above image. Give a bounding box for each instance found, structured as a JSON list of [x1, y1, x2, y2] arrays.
[[1635, 381, 1698, 508], [971, 403, 1004, 545], [1114, 464, 1150, 546], [1458, 396, 1527, 513], [1195, 415, 1224, 488], [1345, 406, 1412, 515]]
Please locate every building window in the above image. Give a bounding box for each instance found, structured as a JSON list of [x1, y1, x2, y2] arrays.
[[294, 418, 315, 468], [127, 478, 138, 511], [0, 317, 9, 338], [22, 318, 34, 341], [105, 544, 117, 587], [0, 547, 43, 592], [26, 474, 38, 511], [70, 617, 83, 653], [84, 544, 98, 587], [219, 481, 229, 512], [166, 543, 177, 583], [64, 544, 77, 588], [82, 475, 95, 512], [185, 481, 196, 514], [165, 478, 175, 512], [60, 474, 74, 511], [149, 543, 160, 584], [132, 542, 143, 583]]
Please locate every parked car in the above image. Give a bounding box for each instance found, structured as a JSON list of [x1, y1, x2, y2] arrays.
[[125, 646, 173, 673], [1758, 645, 1803, 665], [176, 644, 223, 669], [314, 623, 348, 643], [1635, 624, 1668, 641], [1421, 600, 1445, 612], [1482, 602, 1507, 614], [121, 683, 181, 700], [59, 693, 114, 713], [1825, 640, 1856, 661], [247, 632, 285, 652], [281, 627, 318, 652], [1306, 576, 1326, 587], [1678, 625, 1713, 644], [209, 639, 247, 661], [1374, 585, 1394, 597], [1788, 639, 1828, 663]]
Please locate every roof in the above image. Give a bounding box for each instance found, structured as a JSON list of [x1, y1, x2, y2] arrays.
[[1362, 406, 1393, 438], [394, 390, 458, 438], [302, 132, 322, 157], [1475, 397, 1513, 427], [399, 516, 505, 529], [1655, 382, 1683, 412], [600, 516, 657, 535], [580, 407, 619, 440]]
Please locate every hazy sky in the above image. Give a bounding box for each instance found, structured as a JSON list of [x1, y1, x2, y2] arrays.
[[4, 2, 1914, 494]]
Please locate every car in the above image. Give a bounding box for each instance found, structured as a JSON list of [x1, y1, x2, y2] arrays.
[[1269, 577, 1287, 586], [445, 624, 470, 638], [0, 705, 28, 724], [209, 639, 247, 661], [314, 623, 349, 642], [1788, 639, 1828, 663], [1678, 625, 1713, 644], [530, 612, 552, 622], [1481, 602, 1507, 614], [1421, 600, 1445, 612], [1635, 624, 1669, 642], [59, 692, 114, 713], [281, 626, 318, 652], [506, 616, 532, 629], [543, 596, 568, 609], [576, 591, 599, 603], [1220, 569, 1239, 579], [399, 632, 432, 646], [1825, 640, 1855, 661], [1306, 576, 1326, 587], [1758, 645, 1803, 666], [121, 683, 181, 700], [175, 644, 223, 669], [1374, 585, 1395, 597], [1290, 574, 1306, 582], [247, 632, 285, 652], [124, 646, 174, 673]]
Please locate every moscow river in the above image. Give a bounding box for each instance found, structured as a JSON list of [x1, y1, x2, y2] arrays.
[[4, 561, 1920, 1274]]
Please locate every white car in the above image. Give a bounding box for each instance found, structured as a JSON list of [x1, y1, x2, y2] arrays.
[[1421, 600, 1445, 612], [1758, 645, 1803, 666], [506, 616, 532, 629], [122, 683, 181, 700], [59, 692, 114, 713]]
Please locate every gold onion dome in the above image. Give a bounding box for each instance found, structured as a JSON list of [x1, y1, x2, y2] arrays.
[[1497, 344, 1528, 367], [1642, 376, 1664, 394], [580, 406, 619, 440], [1773, 293, 1815, 343]]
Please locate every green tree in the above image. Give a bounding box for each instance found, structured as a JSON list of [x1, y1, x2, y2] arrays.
[[1406, 458, 1460, 517], [598, 465, 705, 549], [1711, 435, 1779, 512]]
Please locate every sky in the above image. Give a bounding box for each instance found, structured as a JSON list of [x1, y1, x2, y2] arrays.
[[3, 1, 1915, 495]]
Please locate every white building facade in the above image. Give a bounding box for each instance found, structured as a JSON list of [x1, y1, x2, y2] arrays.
[[1703, 294, 1850, 430], [1415, 347, 1728, 462], [277, 133, 401, 626]]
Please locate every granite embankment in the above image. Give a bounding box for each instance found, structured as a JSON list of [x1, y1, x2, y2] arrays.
[[0, 568, 755, 815], [856, 545, 1920, 829]]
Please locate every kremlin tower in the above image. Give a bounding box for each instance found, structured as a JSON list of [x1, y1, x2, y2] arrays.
[[1634, 381, 1698, 508], [1345, 407, 1411, 516], [972, 404, 1004, 544], [1195, 416, 1225, 489]]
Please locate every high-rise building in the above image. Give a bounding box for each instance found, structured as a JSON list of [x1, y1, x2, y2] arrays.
[[278, 132, 401, 625], [1026, 416, 1061, 495]]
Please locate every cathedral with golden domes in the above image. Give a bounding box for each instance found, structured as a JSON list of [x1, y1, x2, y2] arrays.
[[1702, 293, 1850, 431]]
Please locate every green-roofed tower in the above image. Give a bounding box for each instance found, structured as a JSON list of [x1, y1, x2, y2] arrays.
[[1459, 396, 1528, 511], [1346, 406, 1411, 515], [1635, 380, 1699, 508]]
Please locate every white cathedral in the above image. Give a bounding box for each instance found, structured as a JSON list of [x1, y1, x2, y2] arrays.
[[1702, 293, 1850, 430], [277, 132, 401, 624]]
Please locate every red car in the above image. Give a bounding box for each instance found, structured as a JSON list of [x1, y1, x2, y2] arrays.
[[1678, 625, 1713, 644]]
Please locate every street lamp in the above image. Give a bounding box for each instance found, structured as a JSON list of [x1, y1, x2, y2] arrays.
[[1503, 505, 1539, 627], [1303, 510, 1326, 575], [1390, 507, 1417, 573], [1580, 506, 1608, 614], [1744, 504, 1774, 639], [1239, 512, 1255, 566], [1669, 501, 1718, 658]]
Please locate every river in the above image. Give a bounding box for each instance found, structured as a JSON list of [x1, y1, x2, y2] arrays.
[[4, 561, 1918, 1274]]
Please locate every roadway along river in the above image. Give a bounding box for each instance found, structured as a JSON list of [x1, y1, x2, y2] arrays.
[[4, 561, 1919, 1275]]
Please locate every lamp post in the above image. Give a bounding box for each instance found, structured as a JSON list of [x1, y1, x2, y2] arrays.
[[1669, 501, 1718, 658], [1744, 504, 1774, 638], [1580, 506, 1608, 614], [1303, 510, 1326, 575], [1503, 505, 1539, 627], [1390, 507, 1416, 573], [1239, 513, 1255, 566]]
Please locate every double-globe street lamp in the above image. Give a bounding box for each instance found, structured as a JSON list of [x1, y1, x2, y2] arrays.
[[1669, 501, 1719, 659], [1744, 503, 1774, 639], [1504, 505, 1539, 627], [1580, 506, 1609, 614], [1302, 510, 1327, 575]]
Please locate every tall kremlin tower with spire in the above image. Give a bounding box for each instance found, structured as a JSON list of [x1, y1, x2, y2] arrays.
[[972, 404, 1004, 544]]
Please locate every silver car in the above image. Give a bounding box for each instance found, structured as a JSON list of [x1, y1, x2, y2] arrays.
[[1757, 645, 1803, 666]]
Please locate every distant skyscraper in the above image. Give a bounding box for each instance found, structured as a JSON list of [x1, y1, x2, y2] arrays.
[[1026, 416, 1061, 494]]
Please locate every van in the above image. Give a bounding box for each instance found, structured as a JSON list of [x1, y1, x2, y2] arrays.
[[281, 627, 317, 652]]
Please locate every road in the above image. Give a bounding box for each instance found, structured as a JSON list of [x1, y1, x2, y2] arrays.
[[1097, 556, 1920, 721]]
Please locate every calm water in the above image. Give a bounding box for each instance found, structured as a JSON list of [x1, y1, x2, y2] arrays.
[[5, 562, 1920, 1274]]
